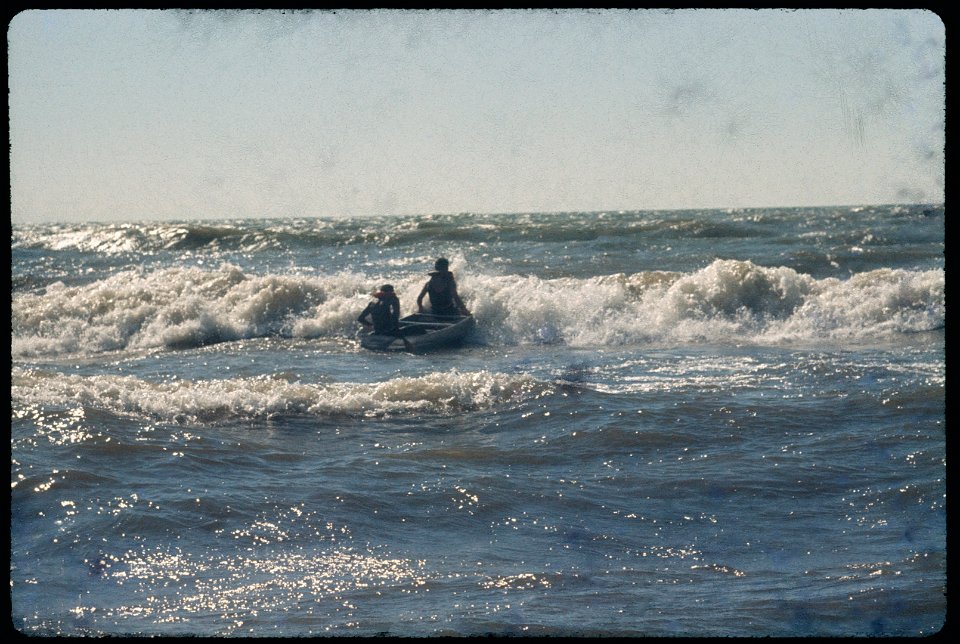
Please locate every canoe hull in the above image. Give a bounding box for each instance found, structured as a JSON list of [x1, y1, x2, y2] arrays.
[[360, 314, 475, 352]]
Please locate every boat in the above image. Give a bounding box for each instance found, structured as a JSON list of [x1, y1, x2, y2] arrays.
[[360, 313, 475, 352]]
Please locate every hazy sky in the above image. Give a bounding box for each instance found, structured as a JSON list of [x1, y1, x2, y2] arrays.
[[8, 8, 945, 223]]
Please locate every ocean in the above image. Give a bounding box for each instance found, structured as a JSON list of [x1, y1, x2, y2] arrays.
[[10, 205, 945, 637]]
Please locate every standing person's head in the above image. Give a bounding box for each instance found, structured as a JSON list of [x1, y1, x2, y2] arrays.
[[434, 258, 450, 272]]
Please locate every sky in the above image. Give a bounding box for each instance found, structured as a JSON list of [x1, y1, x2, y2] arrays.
[[7, 8, 946, 223]]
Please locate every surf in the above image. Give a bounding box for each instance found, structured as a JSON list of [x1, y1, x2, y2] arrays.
[[10, 367, 554, 424], [11, 259, 944, 359]]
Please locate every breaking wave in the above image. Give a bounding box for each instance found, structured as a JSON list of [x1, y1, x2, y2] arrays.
[[10, 367, 553, 423], [11, 259, 944, 358]]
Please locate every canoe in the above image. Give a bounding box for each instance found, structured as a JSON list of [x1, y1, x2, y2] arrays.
[[360, 313, 475, 352]]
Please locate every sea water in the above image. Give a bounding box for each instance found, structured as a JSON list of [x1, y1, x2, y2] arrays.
[[10, 206, 945, 636]]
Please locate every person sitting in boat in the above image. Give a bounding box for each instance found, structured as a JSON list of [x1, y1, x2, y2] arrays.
[[417, 258, 470, 317], [358, 284, 401, 335]]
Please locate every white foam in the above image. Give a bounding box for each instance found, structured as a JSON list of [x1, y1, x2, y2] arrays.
[[11, 260, 944, 358], [461, 260, 943, 346], [10, 367, 551, 422]]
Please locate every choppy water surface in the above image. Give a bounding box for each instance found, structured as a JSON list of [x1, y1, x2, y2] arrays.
[[11, 205, 945, 636]]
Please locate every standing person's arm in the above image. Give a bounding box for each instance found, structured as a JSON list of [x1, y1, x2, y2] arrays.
[[451, 279, 469, 315], [417, 282, 429, 312]]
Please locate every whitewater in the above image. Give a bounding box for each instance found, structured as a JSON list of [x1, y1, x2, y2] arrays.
[[11, 205, 945, 636]]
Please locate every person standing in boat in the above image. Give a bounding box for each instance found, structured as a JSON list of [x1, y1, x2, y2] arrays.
[[417, 258, 470, 316], [358, 284, 402, 335]]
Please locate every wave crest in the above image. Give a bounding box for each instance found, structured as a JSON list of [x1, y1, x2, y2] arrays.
[[11, 260, 944, 358], [11, 368, 552, 423], [468, 260, 943, 346]]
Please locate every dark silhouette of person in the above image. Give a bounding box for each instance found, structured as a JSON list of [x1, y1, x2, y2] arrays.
[[417, 258, 469, 316], [358, 284, 401, 335]]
